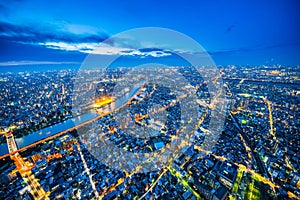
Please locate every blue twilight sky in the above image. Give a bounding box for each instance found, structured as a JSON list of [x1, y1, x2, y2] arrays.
[[0, 0, 299, 66]]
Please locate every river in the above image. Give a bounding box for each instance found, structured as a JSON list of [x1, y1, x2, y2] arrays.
[[0, 81, 143, 156]]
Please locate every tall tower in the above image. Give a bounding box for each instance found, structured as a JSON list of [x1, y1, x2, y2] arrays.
[[61, 83, 65, 104], [62, 83, 65, 95]]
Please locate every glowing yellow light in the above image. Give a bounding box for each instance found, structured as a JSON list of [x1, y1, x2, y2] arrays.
[[93, 96, 114, 108]]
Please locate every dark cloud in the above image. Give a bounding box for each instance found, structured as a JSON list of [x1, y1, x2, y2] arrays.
[[0, 21, 109, 44], [120, 50, 134, 53], [208, 42, 300, 56], [0, 38, 86, 62], [263, 42, 300, 49], [138, 47, 164, 52], [208, 48, 247, 56], [225, 23, 236, 33]]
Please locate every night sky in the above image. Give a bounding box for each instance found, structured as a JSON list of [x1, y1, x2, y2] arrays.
[[0, 0, 299, 66]]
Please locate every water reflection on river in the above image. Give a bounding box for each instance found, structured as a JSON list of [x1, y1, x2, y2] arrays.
[[0, 82, 142, 156]]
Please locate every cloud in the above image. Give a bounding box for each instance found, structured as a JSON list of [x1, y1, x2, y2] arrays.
[[0, 21, 174, 58], [40, 41, 171, 57], [207, 41, 300, 56], [0, 21, 109, 45], [138, 47, 164, 52], [225, 23, 236, 33], [263, 42, 300, 49], [91, 45, 171, 57], [0, 61, 80, 66]]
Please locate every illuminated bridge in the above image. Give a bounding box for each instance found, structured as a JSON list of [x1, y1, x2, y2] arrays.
[[4, 131, 49, 200]]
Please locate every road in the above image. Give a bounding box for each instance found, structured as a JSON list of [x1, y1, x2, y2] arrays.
[[0, 82, 145, 200], [77, 143, 99, 198], [4, 131, 49, 200], [230, 113, 270, 179]]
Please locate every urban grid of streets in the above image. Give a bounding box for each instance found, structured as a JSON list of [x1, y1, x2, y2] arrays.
[[0, 65, 299, 200]]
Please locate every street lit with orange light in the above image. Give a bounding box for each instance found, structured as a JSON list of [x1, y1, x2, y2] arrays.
[[1, 66, 300, 199]]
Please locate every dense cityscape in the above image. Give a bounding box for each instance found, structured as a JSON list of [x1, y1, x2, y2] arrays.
[[0, 65, 299, 200], [1, 0, 299, 199]]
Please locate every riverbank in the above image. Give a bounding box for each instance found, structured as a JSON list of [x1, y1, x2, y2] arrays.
[[0, 81, 144, 157]]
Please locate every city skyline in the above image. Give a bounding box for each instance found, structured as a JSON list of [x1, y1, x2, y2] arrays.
[[0, 1, 300, 199]]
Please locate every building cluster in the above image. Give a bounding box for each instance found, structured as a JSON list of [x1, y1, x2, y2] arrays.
[[224, 65, 300, 198], [0, 65, 299, 199], [0, 70, 75, 140]]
